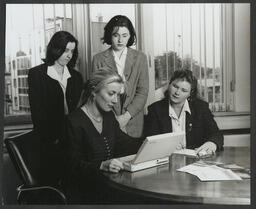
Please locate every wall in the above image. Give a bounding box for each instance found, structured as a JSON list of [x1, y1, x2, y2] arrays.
[[234, 4, 250, 112]]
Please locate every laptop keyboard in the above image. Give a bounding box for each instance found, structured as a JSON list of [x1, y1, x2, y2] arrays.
[[118, 154, 136, 163]]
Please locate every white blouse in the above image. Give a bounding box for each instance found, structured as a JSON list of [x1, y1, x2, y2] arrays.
[[169, 99, 191, 147], [112, 47, 128, 94], [47, 65, 71, 114]]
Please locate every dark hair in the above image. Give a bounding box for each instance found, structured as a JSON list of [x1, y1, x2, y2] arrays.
[[43, 31, 78, 68], [102, 15, 137, 46], [78, 68, 124, 107], [165, 69, 198, 101]]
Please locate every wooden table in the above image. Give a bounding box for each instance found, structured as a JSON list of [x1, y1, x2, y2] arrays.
[[103, 147, 250, 204]]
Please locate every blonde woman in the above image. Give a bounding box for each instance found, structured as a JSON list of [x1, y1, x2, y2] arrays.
[[64, 69, 143, 203]]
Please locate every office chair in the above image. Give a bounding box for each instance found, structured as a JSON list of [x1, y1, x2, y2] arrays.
[[4, 130, 67, 204]]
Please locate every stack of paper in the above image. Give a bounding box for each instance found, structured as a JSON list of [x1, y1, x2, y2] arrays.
[[173, 149, 198, 158], [173, 149, 215, 158], [177, 162, 242, 181]]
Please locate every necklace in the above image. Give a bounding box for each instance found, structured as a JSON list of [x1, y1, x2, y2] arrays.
[[83, 105, 102, 123]]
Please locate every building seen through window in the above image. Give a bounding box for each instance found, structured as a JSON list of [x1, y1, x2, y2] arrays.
[[153, 4, 224, 112], [5, 3, 136, 120], [5, 4, 73, 117]]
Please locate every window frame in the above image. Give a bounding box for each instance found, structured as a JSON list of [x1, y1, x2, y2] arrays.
[[141, 4, 249, 113]]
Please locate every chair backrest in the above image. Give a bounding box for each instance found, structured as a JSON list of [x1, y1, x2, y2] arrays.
[[4, 131, 64, 187]]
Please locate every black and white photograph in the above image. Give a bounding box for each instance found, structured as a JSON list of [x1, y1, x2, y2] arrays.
[[1, 1, 254, 206]]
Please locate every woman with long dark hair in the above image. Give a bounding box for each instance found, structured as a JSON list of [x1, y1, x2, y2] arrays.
[[28, 31, 83, 145]]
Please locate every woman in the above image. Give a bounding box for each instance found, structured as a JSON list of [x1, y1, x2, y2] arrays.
[[28, 30, 83, 146], [64, 69, 143, 203], [28, 31, 83, 181], [144, 69, 223, 155], [92, 15, 149, 138]]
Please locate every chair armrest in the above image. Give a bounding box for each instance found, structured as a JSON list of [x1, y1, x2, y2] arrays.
[[17, 184, 67, 204]]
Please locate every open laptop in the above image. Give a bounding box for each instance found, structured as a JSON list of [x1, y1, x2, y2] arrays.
[[117, 132, 185, 172]]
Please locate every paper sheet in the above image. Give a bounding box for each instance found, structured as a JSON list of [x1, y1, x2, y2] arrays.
[[177, 163, 242, 181]]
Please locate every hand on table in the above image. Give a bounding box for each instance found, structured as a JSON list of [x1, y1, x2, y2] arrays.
[[195, 141, 217, 157], [100, 159, 124, 173]]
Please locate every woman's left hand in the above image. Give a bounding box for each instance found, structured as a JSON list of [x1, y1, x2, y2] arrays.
[[195, 141, 217, 156], [116, 111, 131, 131]]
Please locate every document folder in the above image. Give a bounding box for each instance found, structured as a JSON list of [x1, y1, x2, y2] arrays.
[[118, 132, 185, 172]]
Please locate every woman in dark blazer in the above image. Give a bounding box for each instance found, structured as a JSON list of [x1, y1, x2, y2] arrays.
[[64, 69, 143, 203], [144, 69, 223, 155], [28, 31, 83, 148], [92, 15, 149, 138]]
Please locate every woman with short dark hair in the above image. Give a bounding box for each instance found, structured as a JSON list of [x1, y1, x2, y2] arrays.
[[144, 69, 223, 155], [92, 15, 149, 138], [101, 15, 137, 46], [28, 30, 83, 146]]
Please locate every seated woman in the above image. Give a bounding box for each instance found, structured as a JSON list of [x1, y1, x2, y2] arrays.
[[64, 69, 143, 204], [144, 69, 223, 156]]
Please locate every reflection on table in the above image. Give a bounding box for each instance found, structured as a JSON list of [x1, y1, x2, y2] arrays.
[[103, 147, 250, 204]]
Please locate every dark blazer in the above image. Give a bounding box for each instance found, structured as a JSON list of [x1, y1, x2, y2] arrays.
[[92, 47, 149, 137], [64, 109, 143, 203], [28, 63, 83, 144], [144, 98, 223, 150]]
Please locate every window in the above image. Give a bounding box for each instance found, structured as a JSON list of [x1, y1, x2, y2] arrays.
[[141, 3, 249, 117], [5, 3, 136, 125], [151, 4, 228, 112], [5, 4, 74, 123], [4, 3, 250, 129], [152, 4, 168, 90]]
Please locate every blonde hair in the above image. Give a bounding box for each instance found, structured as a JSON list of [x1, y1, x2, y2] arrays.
[[78, 68, 123, 107]]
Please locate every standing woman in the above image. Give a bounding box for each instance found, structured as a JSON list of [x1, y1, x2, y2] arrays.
[[92, 15, 149, 137], [28, 31, 83, 148]]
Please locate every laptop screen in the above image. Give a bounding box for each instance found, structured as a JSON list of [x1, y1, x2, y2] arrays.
[[132, 132, 185, 164]]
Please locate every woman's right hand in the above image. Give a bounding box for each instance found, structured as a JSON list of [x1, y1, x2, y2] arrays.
[[100, 159, 124, 173], [176, 142, 185, 150], [116, 111, 131, 132]]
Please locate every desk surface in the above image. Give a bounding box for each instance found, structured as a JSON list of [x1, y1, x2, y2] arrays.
[[103, 147, 250, 205]]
